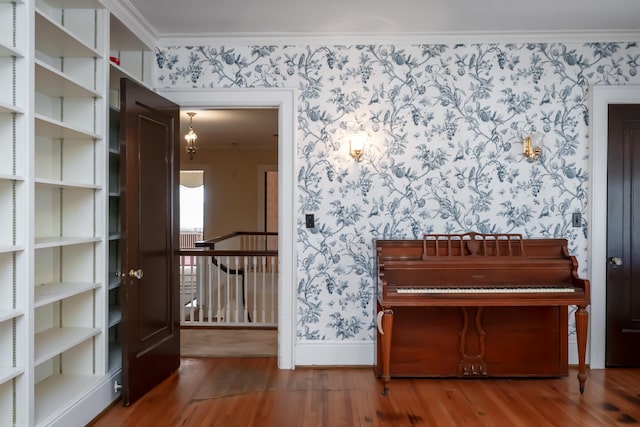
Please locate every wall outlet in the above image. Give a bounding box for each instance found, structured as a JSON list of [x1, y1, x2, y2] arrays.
[[572, 212, 581, 227], [305, 214, 315, 228]]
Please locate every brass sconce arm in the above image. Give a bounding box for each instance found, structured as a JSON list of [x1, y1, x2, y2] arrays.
[[523, 135, 541, 161]]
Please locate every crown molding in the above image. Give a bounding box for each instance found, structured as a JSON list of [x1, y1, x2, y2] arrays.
[[101, 0, 158, 49], [157, 29, 640, 47]]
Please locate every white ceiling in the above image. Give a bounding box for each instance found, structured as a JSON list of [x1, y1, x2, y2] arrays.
[[130, 0, 640, 152], [129, 0, 640, 37], [179, 108, 278, 151]]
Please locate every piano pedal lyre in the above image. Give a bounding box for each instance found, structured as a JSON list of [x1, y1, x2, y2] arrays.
[[458, 362, 488, 377]]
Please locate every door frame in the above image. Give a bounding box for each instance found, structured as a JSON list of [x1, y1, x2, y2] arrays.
[[159, 88, 297, 369], [591, 85, 640, 369]]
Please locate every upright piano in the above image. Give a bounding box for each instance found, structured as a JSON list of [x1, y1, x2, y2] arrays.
[[375, 232, 590, 395]]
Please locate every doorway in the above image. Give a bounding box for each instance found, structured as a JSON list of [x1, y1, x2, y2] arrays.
[[178, 109, 278, 356], [163, 88, 297, 369]]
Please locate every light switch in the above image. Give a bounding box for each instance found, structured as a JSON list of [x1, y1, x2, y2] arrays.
[[572, 212, 581, 227], [305, 214, 314, 228]]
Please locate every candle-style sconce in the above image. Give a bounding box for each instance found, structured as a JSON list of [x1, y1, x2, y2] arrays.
[[523, 134, 542, 161], [349, 132, 367, 162]]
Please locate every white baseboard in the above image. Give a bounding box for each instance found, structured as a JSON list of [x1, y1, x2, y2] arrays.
[[294, 339, 585, 368], [295, 340, 375, 366], [48, 370, 122, 427]]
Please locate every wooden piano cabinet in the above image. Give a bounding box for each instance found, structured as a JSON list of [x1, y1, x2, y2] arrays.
[[375, 303, 569, 379], [374, 233, 590, 395]]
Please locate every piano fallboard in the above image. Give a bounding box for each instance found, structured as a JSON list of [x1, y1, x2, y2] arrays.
[[381, 285, 587, 306], [395, 286, 576, 293]]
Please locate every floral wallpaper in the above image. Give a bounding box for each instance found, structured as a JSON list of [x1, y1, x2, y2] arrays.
[[156, 41, 640, 342]]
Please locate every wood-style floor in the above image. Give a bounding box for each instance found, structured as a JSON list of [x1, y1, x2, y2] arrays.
[[91, 358, 640, 426], [180, 328, 277, 357]]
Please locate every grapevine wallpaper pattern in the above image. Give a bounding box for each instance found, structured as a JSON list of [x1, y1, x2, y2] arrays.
[[156, 41, 640, 342]]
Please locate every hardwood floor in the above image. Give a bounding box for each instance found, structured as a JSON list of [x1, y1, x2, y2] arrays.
[[90, 358, 640, 426]]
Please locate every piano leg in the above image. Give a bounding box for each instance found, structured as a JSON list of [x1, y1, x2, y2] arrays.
[[380, 308, 394, 396], [575, 305, 589, 394]]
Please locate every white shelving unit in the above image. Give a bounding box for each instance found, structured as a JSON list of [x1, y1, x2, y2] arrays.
[[105, 11, 152, 376], [108, 12, 153, 92], [32, 0, 107, 425], [0, 0, 156, 424], [106, 106, 121, 372], [0, 0, 28, 425]]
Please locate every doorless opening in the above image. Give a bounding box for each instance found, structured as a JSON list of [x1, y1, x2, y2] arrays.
[[160, 88, 297, 369]]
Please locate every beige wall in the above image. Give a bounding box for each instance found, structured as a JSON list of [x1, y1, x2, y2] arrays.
[[180, 147, 278, 238]]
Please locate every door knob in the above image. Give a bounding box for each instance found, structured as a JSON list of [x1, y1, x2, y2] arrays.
[[608, 257, 623, 266], [128, 268, 144, 279]]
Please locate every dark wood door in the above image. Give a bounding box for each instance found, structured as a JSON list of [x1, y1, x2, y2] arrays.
[[120, 78, 181, 404], [606, 104, 640, 366]]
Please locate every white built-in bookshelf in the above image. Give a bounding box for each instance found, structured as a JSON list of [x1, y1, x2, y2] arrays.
[[0, 0, 155, 425], [108, 12, 153, 93], [105, 11, 153, 376], [0, 0, 28, 425], [107, 104, 122, 373], [33, 0, 106, 425]]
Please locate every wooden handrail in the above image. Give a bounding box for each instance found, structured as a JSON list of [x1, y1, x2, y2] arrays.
[[178, 249, 278, 257], [195, 231, 278, 249]]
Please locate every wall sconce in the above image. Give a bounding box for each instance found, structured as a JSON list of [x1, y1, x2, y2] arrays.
[[523, 134, 542, 161], [349, 132, 367, 162], [184, 112, 198, 160]]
